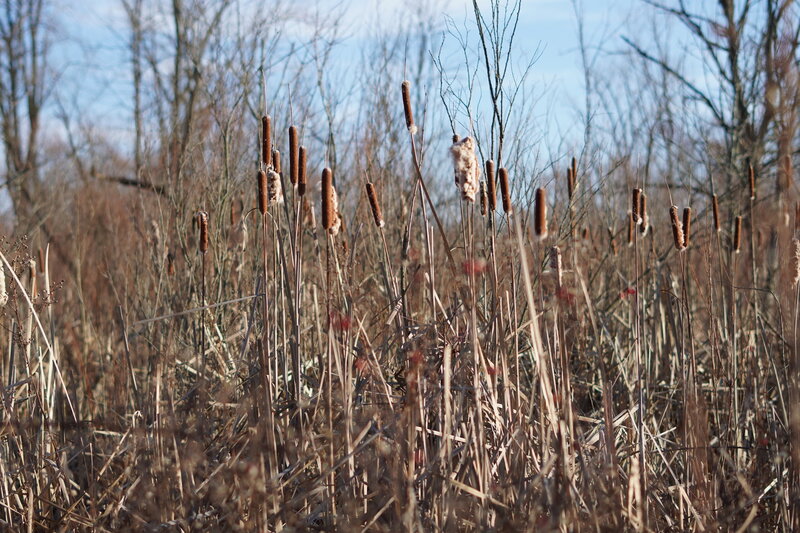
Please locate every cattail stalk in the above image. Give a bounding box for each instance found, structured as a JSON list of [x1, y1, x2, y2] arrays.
[[499, 168, 512, 214], [261, 115, 271, 167], [486, 160, 497, 212], [682, 207, 692, 248], [534, 188, 547, 239], [401, 80, 416, 134], [669, 206, 685, 251], [365, 182, 384, 228]]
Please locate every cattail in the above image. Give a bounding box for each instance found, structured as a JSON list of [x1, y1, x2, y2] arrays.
[[289, 126, 299, 186], [632, 188, 642, 224], [198, 211, 209, 254], [534, 187, 547, 239], [571, 156, 577, 186], [568, 159, 577, 200], [795, 202, 800, 233], [669, 205, 684, 251], [267, 169, 284, 205], [712, 194, 721, 233], [261, 115, 271, 167], [499, 167, 512, 214], [452, 133, 460, 143], [257, 170, 268, 214], [608, 227, 618, 256], [682, 207, 692, 248], [272, 149, 281, 173], [167, 252, 175, 276], [639, 192, 649, 235], [450, 136, 481, 202], [582, 227, 589, 240], [748, 163, 756, 200], [298, 146, 307, 196], [479, 181, 488, 216], [793, 238, 800, 286], [365, 182, 384, 228], [627, 211, 634, 246], [733, 215, 743, 253], [549, 245, 563, 290], [485, 160, 497, 212], [321, 167, 340, 235], [401, 80, 416, 134]]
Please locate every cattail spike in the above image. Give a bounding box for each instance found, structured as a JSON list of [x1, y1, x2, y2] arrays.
[[534, 187, 547, 239], [669, 206, 684, 251], [272, 149, 281, 174], [632, 188, 642, 224], [627, 211, 634, 246], [365, 182, 384, 228], [322, 168, 334, 231], [485, 160, 497, 212], [733, 215, 743, 253], [480, 181, 488, 216], [289, 126, 299, 186], [682, 207, 692, 248], [401, 81, 417, 134], [298, 146, 307, 196], [257, 170, 268, 214], [198, 212, 209, 254], [499, 167, 512, 214], [567, 166, 575, 201], [261, 115, 271, 167], [639, 193, 649, 235]]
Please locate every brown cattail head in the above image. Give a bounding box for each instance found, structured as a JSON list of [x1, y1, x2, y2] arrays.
[[267, 169, 284, 205], [712, 194, 721, 233], [289, 126, 299, 185], [793, 238, 800, 286], [298, 146, 307, 196], [631, 188, 642, 224], [639, 193, 649, 235], [567, 166, 575, 201], [261, 115, 271, 167], [321, 167, 334, 230], [682, 207, 692, 248], [549, 245, 563, 289], [534, 187, 547, 239], [733, 215, 743, 253], [627, 211, 634, 246], [571, 156, 577, 186], [272, 148, 281, 173], [485, 160, 497, 211], [669, 205, 685, 251], [401, 80, 416, 134], [167, 251, 175, 276], [365, 182, 384, 228], [748, 163, 756, 200], [479, 181, 488, 216], [257, 170, 268, 214], [450, 137, 481, 202], [198, 211, 209, 254], [499, 167, 512, 214]]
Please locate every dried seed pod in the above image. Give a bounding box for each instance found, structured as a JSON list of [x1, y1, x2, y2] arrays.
[[682, 207, 692, 248], [712, 194, 721, 233], [479, 181, 488, 216], [257, 170, 268, 215], [499, 167, 512, 214], [450, 137, 480, 202], [627, 211, 634, 246], [632, 188, 642, 224], [452, 133, 460, 144], [401, 80, 416, 134], [261, 115, 271, 167], [198, 212, 209, 254], [669, 206, 684, 251], [272, 149, 281, 174], [267, 169, 284, 205], [534, 187, 547, 239], [321, 167, 337, 234], [485, 160, 497, 212], [733, 216, 743, 253], [289, 126, 299, 185], [365, 182, 384, 228], [298, 146, 307, 196], [639, 193, 649, 235]]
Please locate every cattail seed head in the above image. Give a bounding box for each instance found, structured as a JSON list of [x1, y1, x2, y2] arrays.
[[549, 245, 563, 289], [748, 164, 756, 200], [669, 205, 685, 251], [198, 211, 209, 254], [450, 136, 481, 202], [534, 187, 547, 239], [298, 146, 307, 196], [627, 211, 634, 246], [639, 193, 649, 235], [733, 215, 743, 253], [261, 115, 271, 167], [479, 181, 488, 216], [401, 80, 416, 134], [167, 252, 175, 276], [257, 170, 268, 214], [567, 166, 575, 201], [571, 156, 577, 186], [452, 133, 460, 143], [485, 160, 497, 212], [267, 169, 284, 205], [365, 182, 384, 228], [289, 126, 299, 186], [499, 167, 512, 214], [793, 238, 800, 286], [632, 188, 642, 224], [272, 149, 281, 174], [322, 167, 341, 235], [712, 194, 721, 232], [682, 207, 692, 248]]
